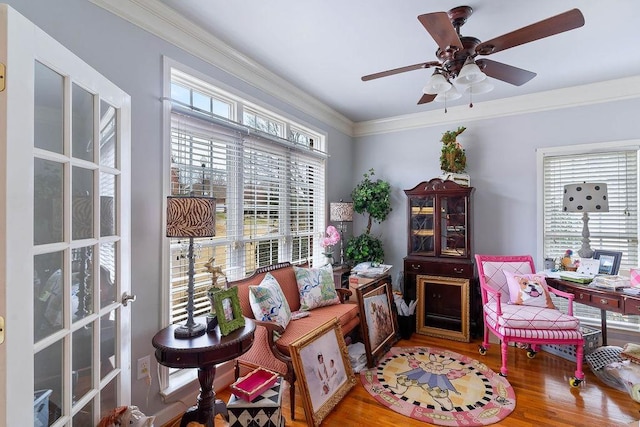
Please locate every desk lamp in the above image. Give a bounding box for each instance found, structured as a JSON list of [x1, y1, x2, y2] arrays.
[[167, 196, 216, 338], [563, 183, 609, 258]]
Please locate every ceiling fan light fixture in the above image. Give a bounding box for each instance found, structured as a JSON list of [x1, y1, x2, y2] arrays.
[[456, 57, 487, 86], [423, 70, 452, 95]]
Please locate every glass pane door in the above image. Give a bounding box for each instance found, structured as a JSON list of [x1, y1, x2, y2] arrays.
[[0, 5, 131, 426]]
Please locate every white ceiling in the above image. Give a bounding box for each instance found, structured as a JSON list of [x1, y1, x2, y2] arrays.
[[156, 0, 640, 123]]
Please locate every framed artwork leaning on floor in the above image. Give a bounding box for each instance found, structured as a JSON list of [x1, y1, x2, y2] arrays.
[[289, 318, 355, 427], [357, 276, 399, 368]]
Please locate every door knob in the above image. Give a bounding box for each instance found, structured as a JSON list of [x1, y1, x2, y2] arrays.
[[121, 292, 137, 306]]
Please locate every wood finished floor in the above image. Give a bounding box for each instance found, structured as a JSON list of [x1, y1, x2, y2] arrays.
[[164, 333, 640, 427]]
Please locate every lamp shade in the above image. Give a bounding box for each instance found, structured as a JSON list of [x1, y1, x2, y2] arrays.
[[330, 202, 353, 222], [166, 196, 216, 237], [456, 57, 487, 86], [464, 81, 494, 94], [434, 86, 462, 102], [563, 183, 609, 213]]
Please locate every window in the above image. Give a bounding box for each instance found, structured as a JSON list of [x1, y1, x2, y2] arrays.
[[167, 68, 326, 326], [540, 141, 639, 328]]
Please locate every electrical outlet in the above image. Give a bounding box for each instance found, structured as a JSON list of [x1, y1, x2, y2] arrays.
[[137, 355, 151, 380]]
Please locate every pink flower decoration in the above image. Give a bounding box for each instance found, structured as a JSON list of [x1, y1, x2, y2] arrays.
[[320, 225, 341, 248]]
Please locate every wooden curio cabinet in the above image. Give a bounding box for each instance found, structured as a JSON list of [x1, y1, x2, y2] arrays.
[[403, 178, 476, 342]]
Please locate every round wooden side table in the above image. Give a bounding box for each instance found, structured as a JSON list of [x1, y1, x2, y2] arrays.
[[152, 317, 255, 427]]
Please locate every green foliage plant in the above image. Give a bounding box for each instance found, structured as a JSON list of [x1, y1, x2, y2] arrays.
[[439, 126, 467, 173], [345, 168, 391, 264]]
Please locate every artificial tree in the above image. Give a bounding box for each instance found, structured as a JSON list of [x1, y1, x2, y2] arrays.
[[345, 168, 391, 264]]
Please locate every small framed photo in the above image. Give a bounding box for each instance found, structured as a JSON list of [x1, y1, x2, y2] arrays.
[[212, 286, 245, 336], [289, 318, 356, 427], [356, 277, 399, 368], [593, 250, 623, 275]]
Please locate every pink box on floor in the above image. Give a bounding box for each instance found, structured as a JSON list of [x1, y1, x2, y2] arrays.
[[230, 367, 278, 402], [630, 268, 640, 287]]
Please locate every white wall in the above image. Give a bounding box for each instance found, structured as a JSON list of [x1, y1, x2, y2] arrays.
[[6, 0, 354, 420], [353, 97, 640, 284]]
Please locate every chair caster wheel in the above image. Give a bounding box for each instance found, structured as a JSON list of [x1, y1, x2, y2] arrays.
[[526, 350, 537, 359], [569, 377, 583, 388], [478, 346, 487, 355]]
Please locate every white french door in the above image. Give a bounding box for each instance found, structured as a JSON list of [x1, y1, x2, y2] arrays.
[[0, 5, 131, 427]]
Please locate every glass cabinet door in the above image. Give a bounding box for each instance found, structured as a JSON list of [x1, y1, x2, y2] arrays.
[[410, 195, 435, 255], [440, 195, 468, 257]]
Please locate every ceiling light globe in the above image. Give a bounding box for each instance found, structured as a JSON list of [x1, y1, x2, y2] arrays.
[[423, 73, 452, 95], [456, 59, 487, 85], [464, 81, 494, 94]]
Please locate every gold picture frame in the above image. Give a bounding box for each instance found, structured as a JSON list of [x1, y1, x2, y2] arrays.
[[416, 275, 470, 342], [289, 318, 355, 427], [356, 276, 399, 368]]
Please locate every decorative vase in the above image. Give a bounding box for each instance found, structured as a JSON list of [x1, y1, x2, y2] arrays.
[[324, 249, 334, 265]]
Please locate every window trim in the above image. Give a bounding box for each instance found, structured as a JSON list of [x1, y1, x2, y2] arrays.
[[536, 139, 640, 332], [160, 57, 329, 392], [536, 139, 640, 266]]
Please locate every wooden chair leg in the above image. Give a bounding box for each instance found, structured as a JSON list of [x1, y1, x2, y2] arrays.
[[290, 382, 295, 420]]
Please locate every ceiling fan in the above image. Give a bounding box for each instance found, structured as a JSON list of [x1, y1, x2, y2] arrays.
[[361, 6, 585, 105]]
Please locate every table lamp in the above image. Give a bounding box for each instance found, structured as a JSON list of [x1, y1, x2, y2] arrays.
[[563, 182, 609, 258], [330, 201, 353, 265], [167, 195, 216, 338]]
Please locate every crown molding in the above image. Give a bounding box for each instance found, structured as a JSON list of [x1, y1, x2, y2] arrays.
[[353, 75, 640, 137], [89, 0, 354, 136]]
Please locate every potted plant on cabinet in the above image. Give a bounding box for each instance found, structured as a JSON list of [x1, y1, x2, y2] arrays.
[[345, 168, 391, 264], [440, 126, 467, 173]]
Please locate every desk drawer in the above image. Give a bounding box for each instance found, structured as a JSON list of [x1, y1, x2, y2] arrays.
[[590, 295, 620, 311], [623, 297, 640, 315], [573, 292, 591, 304]]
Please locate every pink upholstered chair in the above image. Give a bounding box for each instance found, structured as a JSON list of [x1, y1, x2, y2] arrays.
[[475, 254, 585, 387]]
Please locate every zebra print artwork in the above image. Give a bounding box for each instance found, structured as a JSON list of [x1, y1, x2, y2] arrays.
[[166, 196, 216, 237]]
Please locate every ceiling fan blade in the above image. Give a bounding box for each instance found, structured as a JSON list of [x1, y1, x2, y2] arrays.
[[417, 93, 436, 105], [417, 12, 463, 53], [475, 8, 585, 56], [361, 61, 440, 81], [476, 59, 537, 86]]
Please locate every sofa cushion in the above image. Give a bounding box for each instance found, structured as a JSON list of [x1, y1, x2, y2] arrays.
[[249, 273, 292, 329], [294, 264, 340, 311]]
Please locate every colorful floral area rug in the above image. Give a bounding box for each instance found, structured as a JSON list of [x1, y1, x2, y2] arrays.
[[360, 346, 516, 426]]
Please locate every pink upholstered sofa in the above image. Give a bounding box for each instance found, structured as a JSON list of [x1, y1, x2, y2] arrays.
[[229, 262, 360, 420]]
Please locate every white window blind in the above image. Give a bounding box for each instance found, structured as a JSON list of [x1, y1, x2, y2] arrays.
[[543, 149, 639, 327], [167, 72, 326, 325]]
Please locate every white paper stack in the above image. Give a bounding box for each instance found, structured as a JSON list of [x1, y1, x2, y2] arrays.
[[347, 342, 367, 373]]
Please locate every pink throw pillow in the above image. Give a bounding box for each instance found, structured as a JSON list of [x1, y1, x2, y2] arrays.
[[503, 270, 555, 309]]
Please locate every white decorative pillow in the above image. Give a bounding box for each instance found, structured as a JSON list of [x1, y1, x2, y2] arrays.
[[503, 270, 555, 309], [249, 273, 292, 329], [294, 264, 340, 311]]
